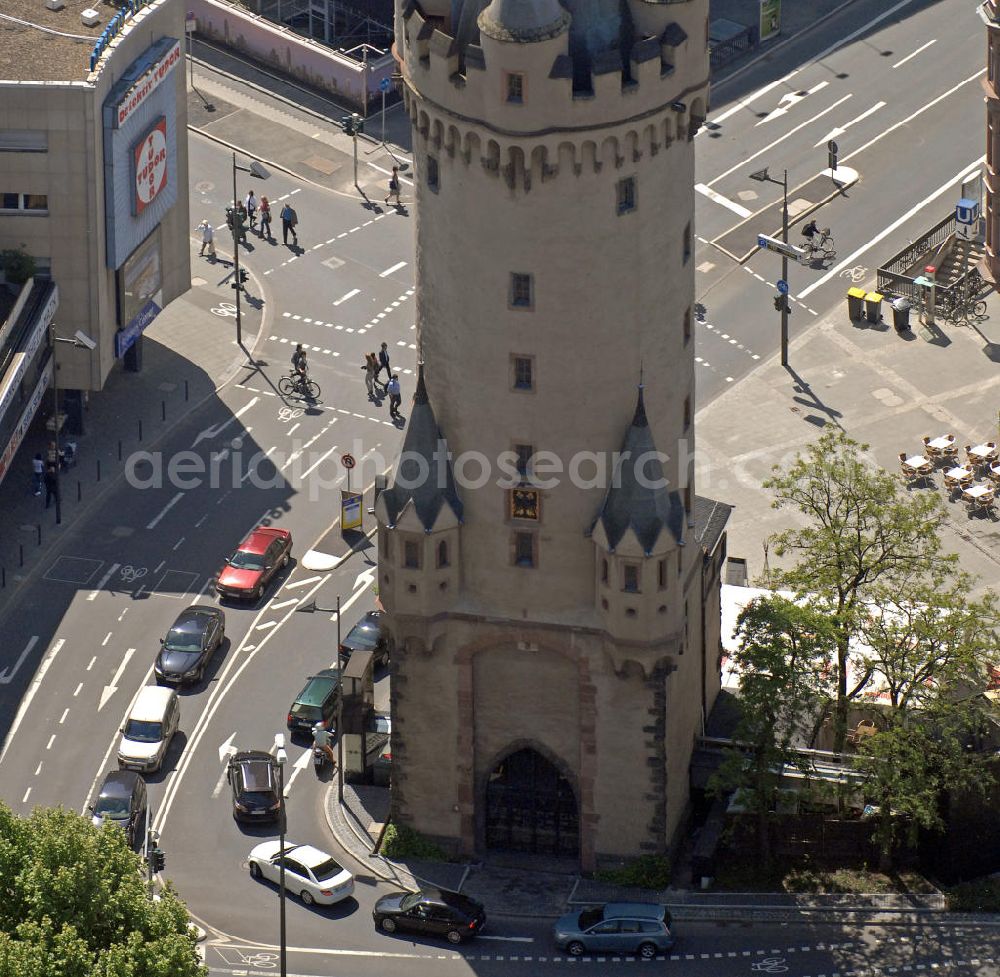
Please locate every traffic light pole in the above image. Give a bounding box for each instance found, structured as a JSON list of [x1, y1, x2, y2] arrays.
[[780, 168, 789, 368], [352, 114, 360, 188], [231, 151, 243, 350]]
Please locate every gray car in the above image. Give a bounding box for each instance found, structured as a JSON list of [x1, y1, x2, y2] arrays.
[[553, 903, 674, 959], [90, 770, 147, 850]]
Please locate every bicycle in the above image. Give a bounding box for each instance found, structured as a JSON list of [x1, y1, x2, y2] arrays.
[[279, 372, 321, 400], [947, 296, 988, 325], [804, 227, 835, 261]]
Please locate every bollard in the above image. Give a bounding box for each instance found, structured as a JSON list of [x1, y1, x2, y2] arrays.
[[118, 440, 122, 461], [77, 481, 82, 502], [185, 379, 189, 401], [36, 525, 41, 546], [19, 544, 23, 568], [161, 400, 166, 422], [138, 419, 143, 441], [97, 459, 101, 482]]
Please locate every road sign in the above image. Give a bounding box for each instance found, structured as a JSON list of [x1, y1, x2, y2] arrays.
[[341, 490, 363, 531], [379, 77, 392, 93], [827, 139, 838, 155], [776, 279, 789, 294], [757, 233, 808, 262], [341, 453, 356, 469]]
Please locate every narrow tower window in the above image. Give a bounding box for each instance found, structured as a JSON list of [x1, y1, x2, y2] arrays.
[[616, 176, 636, 215], [601, 558, 609, 584], [658, 559, 667, 589], [426, 156, 439, 192], [404, 540, 421, 569], [511, 355, 534, 391], [514, 532, 536, 568], [505, 72, 525, 104], [683, 221, 692, 263], [437, 539, 449, 568], [683, 306, 692, 345], [510, 273, 533, 309], [623, 564, 640, 593], [514, 443, 533, 477], [684, 394, 692, 430]]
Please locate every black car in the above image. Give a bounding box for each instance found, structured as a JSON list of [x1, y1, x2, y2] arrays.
[[373, 888, 486, 944], [227, 750, 282, 823], [90, 770, 147, 849], [286, 668, 341, 735], [339, 610, 388, 666], [154, 604, 225, 685]]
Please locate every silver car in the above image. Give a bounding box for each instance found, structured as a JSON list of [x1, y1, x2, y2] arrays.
[[553, 902, 675, 959]]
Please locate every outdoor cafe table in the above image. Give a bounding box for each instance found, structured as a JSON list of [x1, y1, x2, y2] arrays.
[[904, 455, 931, 470], [927, 436, 955, 451], [944, 466, 974, 487], [962, 483, 994, 503], [968, 443, 998, 465]]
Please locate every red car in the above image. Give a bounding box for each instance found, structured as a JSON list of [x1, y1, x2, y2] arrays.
[[216, 527, 292, 601]]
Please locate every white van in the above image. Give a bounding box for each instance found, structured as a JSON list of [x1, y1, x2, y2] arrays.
[[118, 686, 179, 773]]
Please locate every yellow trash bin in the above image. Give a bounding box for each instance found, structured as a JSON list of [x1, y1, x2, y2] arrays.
[[847, 287, 866, 320], [864, 291, 883, 323]]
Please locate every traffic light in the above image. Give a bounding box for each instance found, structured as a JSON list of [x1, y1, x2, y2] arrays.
[[773, 295, 782, 312], [150, 847, 165, 872], [773, 295, 791, 314], [341, 115, 355, 136], [353, 113, 365, 135], [239, 268, 249, 285]]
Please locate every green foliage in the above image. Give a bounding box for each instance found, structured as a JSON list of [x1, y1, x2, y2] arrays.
[[946, 877, 1000, 911], [593, 855, 671, 890], [0, 803, 204, 977], [379, 822, 448, 861], [0, 247, 36, 286]]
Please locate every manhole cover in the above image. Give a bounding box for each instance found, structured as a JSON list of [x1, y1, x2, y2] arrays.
[[195, 181, 215, 193], [301, 154, 338, 175]]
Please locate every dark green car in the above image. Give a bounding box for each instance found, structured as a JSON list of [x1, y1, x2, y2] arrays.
[[286, 668, 341, 735]]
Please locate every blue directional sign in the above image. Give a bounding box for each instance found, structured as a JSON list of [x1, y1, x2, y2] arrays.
[[776, 279, 789, 294], [379, 77, 392, 93]]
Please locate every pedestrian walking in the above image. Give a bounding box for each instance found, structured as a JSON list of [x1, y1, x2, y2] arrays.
[[197, 219, 215, 257], [377, 341, 391, 383], [259, 196, 272, 241], [280, 203, 298, 246], [245, 190, 257, 231], [387, 374, 402, 420], [362, 352, 379, 399], [46, 440, 64, 471], [384, 166, 401, 207], [43, 464, 58, 510], [30, 453, 44, 496]]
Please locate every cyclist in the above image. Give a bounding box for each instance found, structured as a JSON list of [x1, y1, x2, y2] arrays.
[[801, 219, 819, 242], [312, 722, 336, 767], [290, 344, 309, 393]]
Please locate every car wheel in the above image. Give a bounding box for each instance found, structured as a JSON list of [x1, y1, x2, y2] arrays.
[[252, 585, 262, 602], [638, 942, 658, 960], [566, 941, 586, 957], [281, 553, 290, 568], [301, 890, 314, 906], [446, 929, 463, 945], [380, 917, 397, 933], [249, 862, 262, 880]]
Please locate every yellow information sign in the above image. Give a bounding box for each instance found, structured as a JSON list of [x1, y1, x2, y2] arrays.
[[759, 0, 781, 42], [341, 490, 363, 532]]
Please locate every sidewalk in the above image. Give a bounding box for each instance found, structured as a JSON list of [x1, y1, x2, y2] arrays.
[[0, 238, 263, 617]]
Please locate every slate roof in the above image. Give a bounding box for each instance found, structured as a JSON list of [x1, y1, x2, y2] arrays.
[[478, 0, 571, 42], [379, 366, 464, 532], [591, 387, 685, 554], [661, 22, 688, 47], [694, 494, 733, 556]]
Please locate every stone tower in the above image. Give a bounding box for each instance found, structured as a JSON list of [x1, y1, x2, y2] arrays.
[[377, 0, 730, 869]]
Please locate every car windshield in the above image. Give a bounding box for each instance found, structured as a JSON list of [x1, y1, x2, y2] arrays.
[[578, 908, 605, 929], [228, 551, 265, 570], [310, 857, 344, 881], [290, 703, 322, 722], [123, 719, 162, 743], [241, 790, 277, 807], [346, 625, 379, 650], [399, 893, 424, 911], [94, 797, 131, 818], [164, 629, 202, 652]]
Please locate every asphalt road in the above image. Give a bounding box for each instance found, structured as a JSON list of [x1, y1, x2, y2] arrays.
[[1, 1, 999, 974]]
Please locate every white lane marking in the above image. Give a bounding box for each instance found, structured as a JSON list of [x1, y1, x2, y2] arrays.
[[172, 537, 185, 551], [379, 260, 408, 278], [333, 288, 361, 305], [0, 635, 38, 684], [117, 608, 127, 622], [282, 746, 313, 796], [146, 492, 185, 530], [240, 447, 277, 484], [191, 397, 259, 448], [195, 514, 208, 528], [21, 788, 29, 803], [73, 682, 83, 697], [59, 708, 69, 724], [102, 632, 112, 646], [299, 444, 341, 480], [87, 656, 96, 670], [255, 621, 278, 631], [797, 156, 985, 299], [754, 80, 829, 126], [0, 639, 64, 764], [283, 575, 323, 589], [708, 94, 852, 187], [269, 598, 300, 610], [695, 183, 753, 217], [153, 560, 166, 575], [87, 562, 121, 601], [893, 38, 936, 68], [479, 936, 535, 943], [34, 762, 42, 776], [813, 101, 885, 147], [99, 647, 137, 712], [45, 734, 55, 750]]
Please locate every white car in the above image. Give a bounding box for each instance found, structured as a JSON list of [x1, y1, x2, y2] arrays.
[[247, 841, 355, 906]]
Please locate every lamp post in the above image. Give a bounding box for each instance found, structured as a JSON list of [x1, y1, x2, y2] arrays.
[[49, 325, 96, 525], [336, 593, 344, 805], [750, 166, 790, 367], [274, 734, 288, 977], [230, 153, 270, 355]]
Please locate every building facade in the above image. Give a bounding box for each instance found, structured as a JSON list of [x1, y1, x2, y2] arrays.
[[377, 0, 729, 869], [0, 0, 189, 468], [980, 0, 1000, 283]]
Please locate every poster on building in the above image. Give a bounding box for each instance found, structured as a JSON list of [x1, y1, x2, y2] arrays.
[[759, 0, 781, 42], [341, 490, 363, 532], [115, 228, 162, 357], [133, 117, 168, 216]]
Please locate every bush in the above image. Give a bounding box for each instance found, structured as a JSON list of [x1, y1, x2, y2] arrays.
[[594, 855, 671, 890], [379, 822, 448, 861], [0, 247, 36, 285], [946, 877, 1000, 912]]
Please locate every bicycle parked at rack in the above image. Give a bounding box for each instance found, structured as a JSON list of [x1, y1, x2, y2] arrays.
[[940, 269, 990, 325], [279, 371, 321, 400]]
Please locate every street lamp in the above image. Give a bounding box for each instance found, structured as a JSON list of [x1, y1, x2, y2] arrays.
[[335, 594, 344, 806], [750, 166, 790, 368], [273, 733, 288, 977], [49, 326, 96, 525], [231, 153, 270, 354]]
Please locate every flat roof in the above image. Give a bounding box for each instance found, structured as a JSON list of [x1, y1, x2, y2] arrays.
[[0, 0, 107, 83]]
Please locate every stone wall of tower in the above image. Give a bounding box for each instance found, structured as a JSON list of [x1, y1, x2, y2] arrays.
[[983, 4, 1000, 283]]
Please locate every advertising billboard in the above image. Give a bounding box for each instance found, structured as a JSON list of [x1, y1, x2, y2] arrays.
[[133, 117, 168, 216], [115, 229, 162, 358]]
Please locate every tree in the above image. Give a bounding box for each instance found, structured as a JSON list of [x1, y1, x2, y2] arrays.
[[0, 246, 36, 286], [763, 429, 955, 750], [0, 804, 204, 977], [849, 572, 1000, 869], [709, 595, 835, 866]]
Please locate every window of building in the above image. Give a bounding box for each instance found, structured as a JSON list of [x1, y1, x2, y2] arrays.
[[511, 355, 534, 391], [684, 394, 691, 430], [623, 563, 640, 593], [510, 272, 533, 308], [616, 176, 636, 215], [426, 156, 439, 192], [683, 221, 692, 263], [436, 539, 449, 568], [0, 131, 47, 153], [601, 558, 609, 584], [0, 192, 47, 213], [514, 443, 533, 477], [403, 540, 420, 569], [514, 531, 536, 568], [658, 559, 666, 589], [505, 72, 525, 103], [683, 306, 692, 345]]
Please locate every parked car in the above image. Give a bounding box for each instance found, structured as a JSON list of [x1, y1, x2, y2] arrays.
[[339, 610, 388, 666], [552, 903, 674, 959], [154, 604, 225, 685], [373, 888, 486, 944], [117, 686, 179, 774], [90, 770, 147, 849], [287, 668, 341, 736], [216, 526, 292, 601], [228, 750, 281, 823], [248, 841, 354, 905]]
